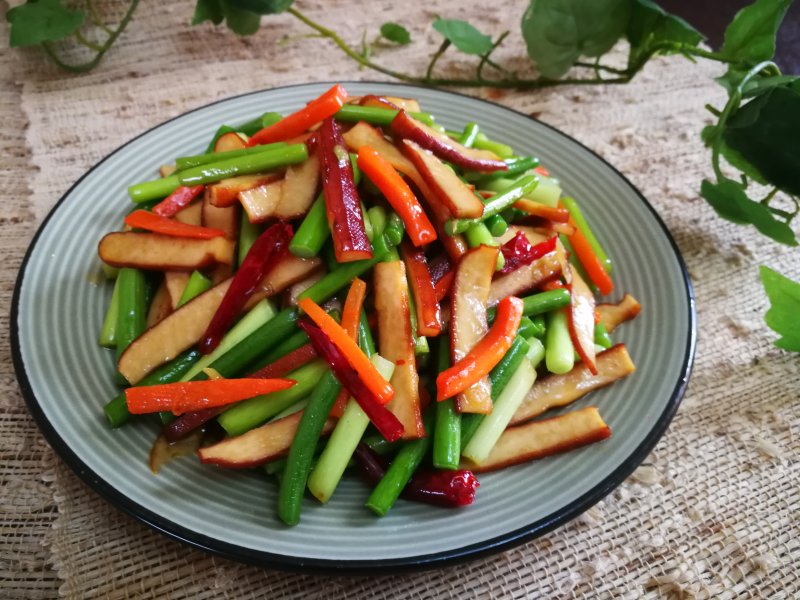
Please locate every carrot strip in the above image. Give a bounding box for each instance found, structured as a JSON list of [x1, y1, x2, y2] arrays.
[[298, 297, 394, 405], [437, 296, 523, 401], [357, 146, 437, 247], [566, 214, 614, 295], [247, 84, 347, 147], [124, 210, 225, 239], [513, 199, 570, 222], [126, 378, 295, 415], [330, 278, 368, 418]]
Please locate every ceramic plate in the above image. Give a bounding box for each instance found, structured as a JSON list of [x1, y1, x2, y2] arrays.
[[12, 82, 695, 573]]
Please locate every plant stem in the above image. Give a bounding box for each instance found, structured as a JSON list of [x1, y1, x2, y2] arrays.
[[287, 7, 631, 89], [426, 40, 451, 79], [85, 0, 113, 35], [477, 31, 510, 81], [43, 0, 139, 73], [575, 60, 629, 76]]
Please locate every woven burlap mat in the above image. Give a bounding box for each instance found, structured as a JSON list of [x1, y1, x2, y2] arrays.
[[2, 1, 798, 597]]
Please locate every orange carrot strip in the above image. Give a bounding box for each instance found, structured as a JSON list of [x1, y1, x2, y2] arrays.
[[124, 210, 226, 239], [125, 378, 295, 415], [566, 214, 614, 295], [437, 296, 523, 401], [330, 278, 368, 418], [298, 297, 394, 405], [247, 84, 347, 147], [357, 146, 437, 247], [513, 199, 570, 222]]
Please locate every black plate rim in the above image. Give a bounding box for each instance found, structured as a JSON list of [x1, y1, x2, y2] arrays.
[[11, 80, 697, 575]]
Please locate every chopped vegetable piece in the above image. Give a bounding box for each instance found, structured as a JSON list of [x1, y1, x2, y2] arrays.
[[566, 211, 614, 295], [199, 222, 292, 354], [433, 338, 461, 470], [298, 319, 403, 442], [512, 199, 570, 222], [115, 268, 147, 364], [462, 338, 544, 463], [298, 297, 394, 405], [319, 117, 373, 263], [437, 296, 523, 401], [277, 369, 342, 525], [355, 444, 479, 508], [125, 378, 295, 415], [249, 343, 318, 380], [176, 271, 212, 308], [307, 354, 396, 503], [357, 145, 437, 247], [248, 84, 347, 147], [561, 196, 612, 273], [152, 185, 205, 217], [218, 359, 327, 437], [334, 104, 435, 126], [545, 307, 575, 375], [446, 175, 539, 234], [400, 241, 442, 337], [364, 412, 433, 516]]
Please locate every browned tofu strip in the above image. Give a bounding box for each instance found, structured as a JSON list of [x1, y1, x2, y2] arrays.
[[597, 294, 642, 333], [118, 279, 232, 384], [510, 344, 635, 426], [198, 411, 335, 469], [464, 406, 611, 472], [98, 232, 235, 270]]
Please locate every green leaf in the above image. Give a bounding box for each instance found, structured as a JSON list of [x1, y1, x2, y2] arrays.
[[700, 178, 797, 246], [701, 124, 768, 185], [626, 0, 704, 68], [720, 0, 792, 64], [192, 0, 264, 35], [521, 0, 632, 79], [222, 3, 261, 35], [380, 22, 411, 45], [7, 0, 85, 47], [432, 19, 492, 55], [193, 0, 225, 25], [230, 0, 293, 14], [760, 265, 800, 352], [723, 85, 800, 196]]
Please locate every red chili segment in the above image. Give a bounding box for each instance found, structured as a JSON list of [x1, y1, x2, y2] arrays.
[[400, 241, 442, 336], [152, 185, 205, 217], [499, 231, 557, 275], [319, 117, 373, 262], [298, 297, 394, 405], [199, 222, 292, 354], [299, 319, 404, 442]]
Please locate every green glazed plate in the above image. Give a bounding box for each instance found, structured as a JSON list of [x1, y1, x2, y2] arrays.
[[12, 82, 695, 573]]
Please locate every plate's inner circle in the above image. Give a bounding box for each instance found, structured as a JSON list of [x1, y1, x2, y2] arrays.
[[15, 82, 693, 567]]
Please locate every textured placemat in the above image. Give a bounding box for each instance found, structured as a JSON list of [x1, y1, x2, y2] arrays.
[[2, 0, 798, 598]]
